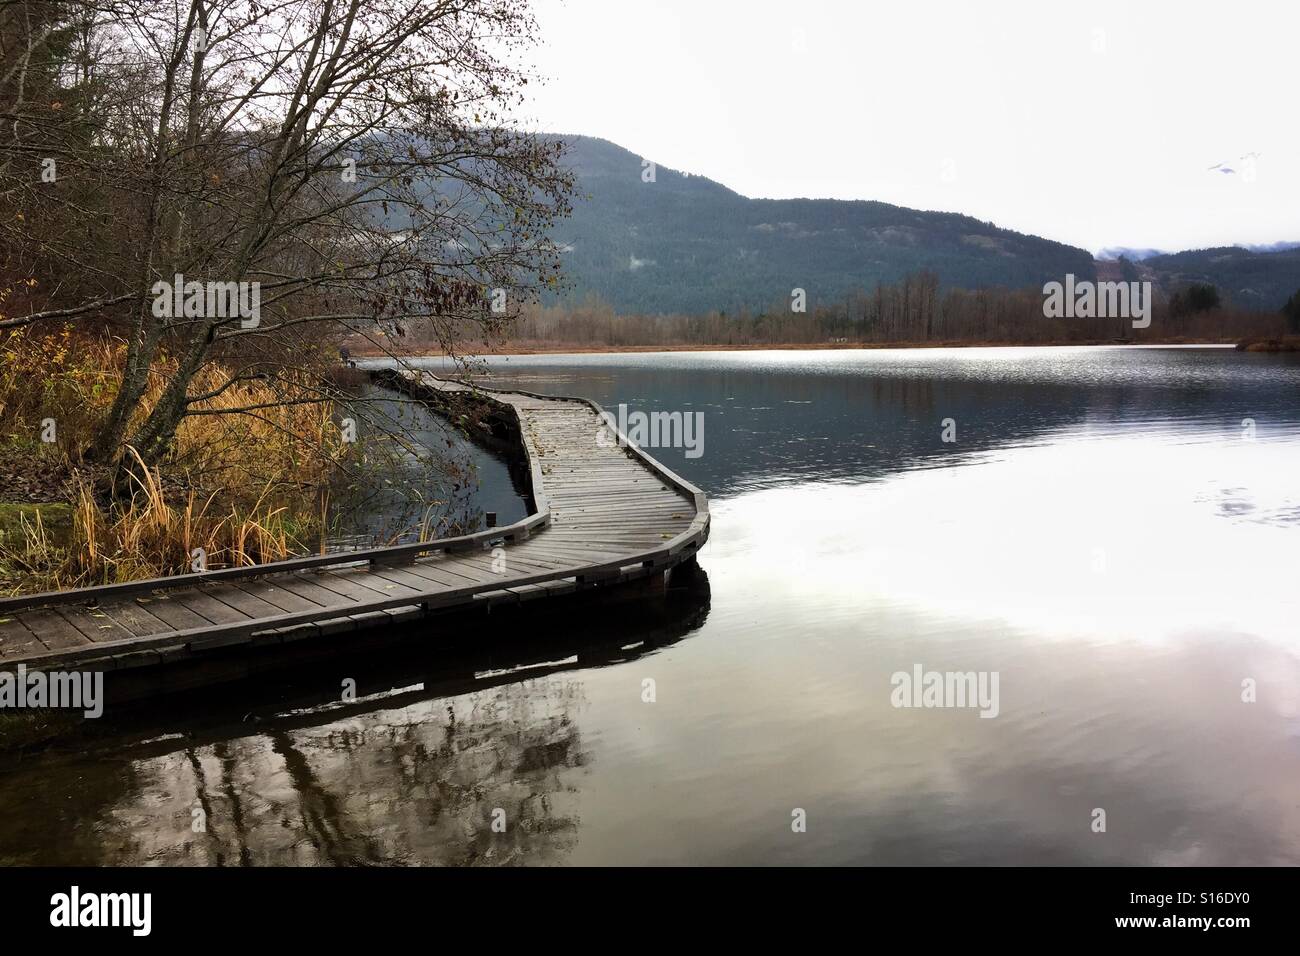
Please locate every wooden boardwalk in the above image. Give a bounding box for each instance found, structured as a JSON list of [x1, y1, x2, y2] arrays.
[[0, 372, 709, 676]]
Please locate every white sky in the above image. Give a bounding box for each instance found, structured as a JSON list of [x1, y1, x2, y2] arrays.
[[519, 0, 1299, 255]]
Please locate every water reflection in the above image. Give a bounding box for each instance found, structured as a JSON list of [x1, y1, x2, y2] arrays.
[[382, 346, 1300, 496], [329, 384, 530, 547], [0, 569, 710, 866]]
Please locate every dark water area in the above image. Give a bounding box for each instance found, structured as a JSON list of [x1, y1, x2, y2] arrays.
[[4, 346, 1300, 865], [326, 384, 530, 546]]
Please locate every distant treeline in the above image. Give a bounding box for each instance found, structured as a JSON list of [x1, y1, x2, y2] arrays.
[[486, 272, 1293, 348]]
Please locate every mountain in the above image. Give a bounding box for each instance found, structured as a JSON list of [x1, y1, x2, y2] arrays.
[[1141, 246, 1300, 310], [1239, 241, 1300, 254], [1100, 243, 1300, 308], [534, 135, 1300, 315], [546, 136, 1096, 315]]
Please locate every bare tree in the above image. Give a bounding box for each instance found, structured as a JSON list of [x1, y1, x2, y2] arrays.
[[2, 0, 572, 471]]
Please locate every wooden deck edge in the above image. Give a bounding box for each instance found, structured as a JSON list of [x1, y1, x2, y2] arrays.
[[4, 549, 702, 676]]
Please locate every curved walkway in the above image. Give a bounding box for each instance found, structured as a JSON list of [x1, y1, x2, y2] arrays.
[[0, 372, 709, 674]]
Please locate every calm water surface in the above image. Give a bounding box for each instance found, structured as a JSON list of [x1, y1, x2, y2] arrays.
[[4, 346, 1300, 865]]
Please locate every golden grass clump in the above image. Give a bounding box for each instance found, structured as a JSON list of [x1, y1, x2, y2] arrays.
[[0, 328, 350, 595]]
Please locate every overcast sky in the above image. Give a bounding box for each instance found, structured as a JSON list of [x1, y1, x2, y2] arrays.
[[519, 0, 1299, 255]]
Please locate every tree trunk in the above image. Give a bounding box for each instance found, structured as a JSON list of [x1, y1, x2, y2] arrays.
[[127, 330, 211, 465], [88, 318, 158, 462]]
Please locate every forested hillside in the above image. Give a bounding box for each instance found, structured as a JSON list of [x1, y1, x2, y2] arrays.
[[543, 136, 1300, 316], [1142, 247, 1300, 310], [546, 136, 1097, 314]]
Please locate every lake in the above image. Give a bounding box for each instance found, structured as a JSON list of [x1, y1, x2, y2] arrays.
[[3, 345, 1299, 865]]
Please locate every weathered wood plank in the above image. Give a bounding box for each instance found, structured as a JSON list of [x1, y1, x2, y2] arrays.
[[132, 593, 219, 632], [233, 581, 325, 614], [0, 614, 42, 657], [98, 600, 173, 639], [275, 574, 360, 608], [308, 569, 405, 602], [17, 609, 91, 650], [393, 561, 486, 589], [366, 565, 456, 593], [55, 605, 129, 642], [211, 583, 312, 619], [170, 589, 251, 626]]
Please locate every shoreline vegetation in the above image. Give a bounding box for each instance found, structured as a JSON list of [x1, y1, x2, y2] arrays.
[[347, 336, 1263, 357], [0, 328, 483, 598], [0, 328, 347, 596], [345, 275, 1300, 358]]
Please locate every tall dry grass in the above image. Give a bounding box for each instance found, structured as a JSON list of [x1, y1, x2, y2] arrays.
[[5, 463, 303, 592], [0, 327, 349, 594]]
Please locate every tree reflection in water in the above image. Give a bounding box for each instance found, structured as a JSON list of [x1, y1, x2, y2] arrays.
[[0, 565, 710, 866]]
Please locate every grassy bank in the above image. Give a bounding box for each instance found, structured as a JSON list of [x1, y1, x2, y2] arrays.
[[0, 328, 349, 596]]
